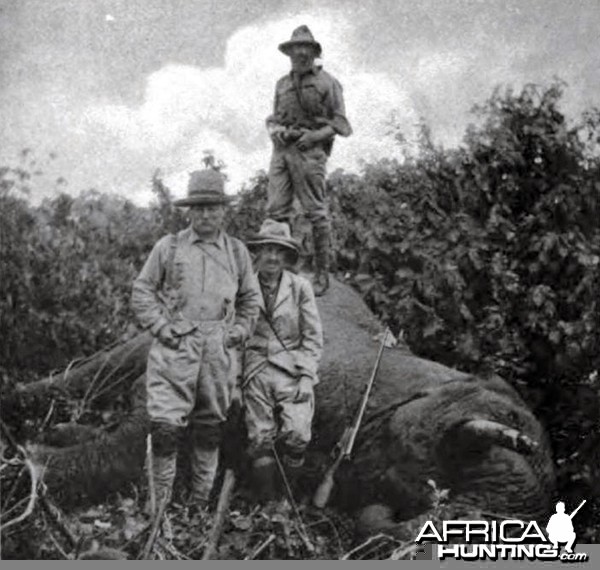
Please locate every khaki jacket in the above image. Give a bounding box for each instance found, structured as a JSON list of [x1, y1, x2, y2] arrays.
[[243, 270, 323, 384]]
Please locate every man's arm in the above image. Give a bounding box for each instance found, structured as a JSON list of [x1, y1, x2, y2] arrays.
[[230, 241, 261, 344], [266, 83, 291, 145], [325, 77, 352, 137], [296, 75, 352, 150], [294, 277, 324, 383], [131, 236, 172, 336]]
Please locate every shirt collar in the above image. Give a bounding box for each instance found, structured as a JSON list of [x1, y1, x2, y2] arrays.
[[185, 226, 226, 248], [290, 66, 318, 80]]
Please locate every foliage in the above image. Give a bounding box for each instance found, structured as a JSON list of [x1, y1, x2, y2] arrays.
[[0, 168, 185, 384], [329, 82, 600, 390], [1, 81, 599, 556]]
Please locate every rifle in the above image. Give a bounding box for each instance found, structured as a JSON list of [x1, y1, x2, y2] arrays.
[[313, 329, 390, 509]]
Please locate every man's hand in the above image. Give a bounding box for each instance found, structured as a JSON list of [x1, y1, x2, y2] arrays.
[[295, 130, 321, 151], [224, 327, 244, 349], [294, 376, 313, 403], [296, 125, 335, 151], [268, 124, 288, 145], [156, 324, 180, 349]]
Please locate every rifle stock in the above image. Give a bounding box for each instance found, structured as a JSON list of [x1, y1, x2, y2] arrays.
[[312, 447, 346, 508]]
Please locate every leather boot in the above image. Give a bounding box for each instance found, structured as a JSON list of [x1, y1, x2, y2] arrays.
[[312, 224, 331, 296], [146, 422, 181, 516], [149, 453, 177, 515], [252, 455, 278, 504], [282, 452, 305, 499], [190, 445, 220, 508]]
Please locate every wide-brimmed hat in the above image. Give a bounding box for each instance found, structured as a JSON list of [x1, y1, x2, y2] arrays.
[[173, 170, 234, 207], [278, 25, 322, 57], [247, 219, 300, 261]]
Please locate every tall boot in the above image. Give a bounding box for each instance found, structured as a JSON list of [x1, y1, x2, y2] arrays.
[[312, 223, 331, 296], [282, 451, 305, 499], [151, 453, 177, 512], [252, 454, 278, 504], [147, 422, 181, 515], [190, 445, 220, 509]]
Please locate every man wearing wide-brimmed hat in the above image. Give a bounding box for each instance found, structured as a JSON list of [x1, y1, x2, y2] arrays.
[[131, 169, 261, 513], [265, 25, 352, 297], [242, 219, 323, 502]]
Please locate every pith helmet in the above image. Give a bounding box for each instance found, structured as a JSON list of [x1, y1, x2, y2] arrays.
[[173, 170, 234, 207], [278, 25, 322, 57]]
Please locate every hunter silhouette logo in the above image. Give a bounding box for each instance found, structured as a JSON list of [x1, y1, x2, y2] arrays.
[[547, 500, 586, 554], [415, 499, 589, 562]]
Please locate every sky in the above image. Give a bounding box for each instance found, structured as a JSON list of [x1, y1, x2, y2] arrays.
[[1, 0, 599, 204]]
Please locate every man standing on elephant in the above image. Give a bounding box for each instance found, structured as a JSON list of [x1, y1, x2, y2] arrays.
[[266, 25, 352, 296], [131, 169, 261, 513], [242, 219, 323, 502]]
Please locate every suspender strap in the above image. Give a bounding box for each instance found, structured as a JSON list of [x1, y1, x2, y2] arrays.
[[261, 307, 290, 353], [165, 232, 179, 289]]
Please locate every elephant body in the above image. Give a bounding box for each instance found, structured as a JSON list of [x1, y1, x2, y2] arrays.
[[20, 277, 555, 528], [312, 278, 555, 528]]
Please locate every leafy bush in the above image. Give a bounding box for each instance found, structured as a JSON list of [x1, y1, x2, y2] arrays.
[[0, 168, 186, 383], [1, 80, 599, 555], [329, 82, 600, 389]]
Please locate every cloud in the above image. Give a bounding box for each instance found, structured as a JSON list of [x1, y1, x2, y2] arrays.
[[9, 1, 596, 205], [79, 9, 421, 203]]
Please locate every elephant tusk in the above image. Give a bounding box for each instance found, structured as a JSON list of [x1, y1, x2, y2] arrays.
[[458, 419, 539, 455]]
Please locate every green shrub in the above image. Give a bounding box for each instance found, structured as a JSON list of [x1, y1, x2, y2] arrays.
[[329, 82, 600, 388]]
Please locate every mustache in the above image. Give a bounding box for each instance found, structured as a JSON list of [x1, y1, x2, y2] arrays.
[[255, 257, 284, 271]]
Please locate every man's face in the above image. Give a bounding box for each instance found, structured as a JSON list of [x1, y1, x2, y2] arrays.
[[289, 44, 317, 74], [255, 244, 288, 279], [188, 204, 226, 238]]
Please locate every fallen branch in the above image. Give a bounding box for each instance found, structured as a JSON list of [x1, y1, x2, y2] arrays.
[[46, 527, 72, 559], [146, 435, 156, 517], [389, 543, 419, 560], [0, 448, 40, 532], [272, 446, 315, 555], [38, 494, 78, 549], [244, 533, 276, 560], [139, 494, 169, 560], [202, 468, 236, 560], [340, 533, 395, 560], [157, 538, 191, 560]]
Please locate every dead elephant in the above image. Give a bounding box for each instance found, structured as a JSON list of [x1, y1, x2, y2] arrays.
[[9, 277, 555, 532], [312, 279, 555, 535]]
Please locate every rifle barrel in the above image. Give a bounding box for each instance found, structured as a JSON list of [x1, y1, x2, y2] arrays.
[[345, 329, 389, 456]]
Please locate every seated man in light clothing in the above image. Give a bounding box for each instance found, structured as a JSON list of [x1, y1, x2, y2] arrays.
[[242, 219, 323, 502]]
